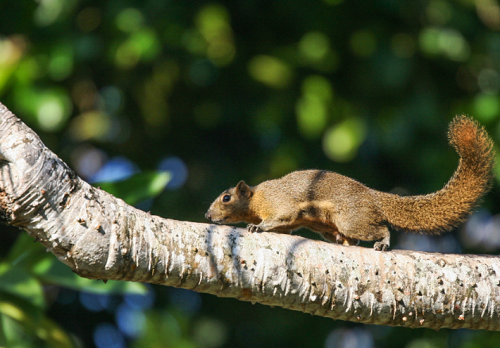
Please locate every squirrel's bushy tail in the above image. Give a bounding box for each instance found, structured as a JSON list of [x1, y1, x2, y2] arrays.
[[376, 115, 495, 234]]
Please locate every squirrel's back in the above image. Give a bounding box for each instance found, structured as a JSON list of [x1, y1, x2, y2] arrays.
[[374, 115, 495, 234]]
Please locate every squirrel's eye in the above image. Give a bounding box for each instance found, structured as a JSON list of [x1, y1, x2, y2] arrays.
[[222, 195, 231, 203]]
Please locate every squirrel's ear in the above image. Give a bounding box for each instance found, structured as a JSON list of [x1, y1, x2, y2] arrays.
[[235, 180, 253, 198]]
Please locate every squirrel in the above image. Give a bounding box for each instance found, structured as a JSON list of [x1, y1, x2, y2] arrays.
[[205, 116, 495, 251]]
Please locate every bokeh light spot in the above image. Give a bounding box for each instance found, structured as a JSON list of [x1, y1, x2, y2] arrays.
[[115, 304, 145, 338], [478, 68, 500, 94], [34, 0, 65, 27], [322, 118, 367, 162], [248, 55, 292, 88], [69, 111, 111, 141], [89, 157, 139, 183], [72, 146, 107, 179], [94, 323, 125, 348], [296, 95, 327, 139], [115, 29, 161, 69], [195, 4, 235, 65], [80, 292, 111, 312], [473, 93, 500, 123], [296, 75, 333, 139], [158, 156, 188, 190], [194, 318, 228, 348], [419, 27, 470, 61], [116, 8, 144, 33], [124, 290, 155, 310], [37, 97, 67, 131], [299, 31, 330, 62], [49, 45, 73, 81], [325, 327, 374, 348]]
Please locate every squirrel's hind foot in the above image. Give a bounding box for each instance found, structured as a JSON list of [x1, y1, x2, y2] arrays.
[[247, 224, 263, 233], [373, 241, 388, 251]]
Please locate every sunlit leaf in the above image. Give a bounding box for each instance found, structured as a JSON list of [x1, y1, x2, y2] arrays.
[[6, 233, 48, 268], [95, 171, 171, 205], [37, 314, 78, 348], [32, 253, 147, 295], [0, 291, 43, 325], [6, 234, 147, 295], [0, 263, 45, 309], [0, 293, 76, 348], [0, 314, 5, 348]]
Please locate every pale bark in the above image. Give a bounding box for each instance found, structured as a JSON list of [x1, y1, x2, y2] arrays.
[[0, 102, 499, 331]]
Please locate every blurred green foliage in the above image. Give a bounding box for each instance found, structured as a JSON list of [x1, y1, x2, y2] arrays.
[[95, 171, 171, 205], [1, 0, 500, 347], [0, 171, 163, 347]]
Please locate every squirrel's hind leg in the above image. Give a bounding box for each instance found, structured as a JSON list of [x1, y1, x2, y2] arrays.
[[321, 231, 359, 246], [372, 226, 390, 251]]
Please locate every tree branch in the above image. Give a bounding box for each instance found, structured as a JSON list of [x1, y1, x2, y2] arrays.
[[0, 102, 499, 331]]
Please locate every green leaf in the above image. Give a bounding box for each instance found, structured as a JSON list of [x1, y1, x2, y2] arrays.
[[95, 171, 171, 205], [6, 233, 48, 268], [32, 253, 148, 295], [0, 263, 45, 309], [39, 316, 78, 348], [0, 290, 43, 327], [0, 313, 6, 348], [0, 293, 76, 348], [132, 310, 198, 348], [6, 234, 147, 296]]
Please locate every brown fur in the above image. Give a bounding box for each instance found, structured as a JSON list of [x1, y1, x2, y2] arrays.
[[205, 116, 495, 250]]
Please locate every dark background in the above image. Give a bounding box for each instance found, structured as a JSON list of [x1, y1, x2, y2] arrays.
[[1, 0, 500, 347]]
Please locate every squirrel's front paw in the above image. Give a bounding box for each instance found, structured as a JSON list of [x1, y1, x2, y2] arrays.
[[247, 224, 263, 233]]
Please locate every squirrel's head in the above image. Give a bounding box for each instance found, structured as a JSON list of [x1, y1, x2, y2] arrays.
[[205, 180, 254, 224]]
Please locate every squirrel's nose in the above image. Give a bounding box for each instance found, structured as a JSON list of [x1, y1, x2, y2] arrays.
[[205, 212, 211, 220]]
